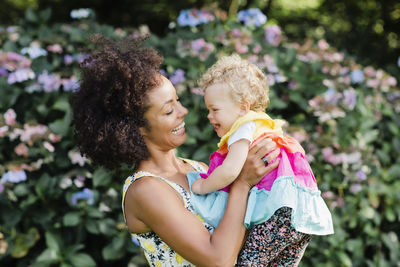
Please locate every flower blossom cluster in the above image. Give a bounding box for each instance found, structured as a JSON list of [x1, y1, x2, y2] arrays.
[[70, 8, 92, 19], [71, 188, 94, 206], [177, 38, 215, 61], [177, 9, 215, 27], [237, 8, 267, 27], [247, 54, 287, 86], [264, 25, 282, 46]]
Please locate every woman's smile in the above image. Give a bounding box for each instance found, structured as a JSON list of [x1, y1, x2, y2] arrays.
[[172, 122, 185, 135]]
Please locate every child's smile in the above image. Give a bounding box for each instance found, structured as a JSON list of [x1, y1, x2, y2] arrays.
[[204, 83, 245, 137]]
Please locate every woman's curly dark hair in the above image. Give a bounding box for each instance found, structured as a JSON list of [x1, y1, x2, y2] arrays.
[[71, 34, 163, 170]]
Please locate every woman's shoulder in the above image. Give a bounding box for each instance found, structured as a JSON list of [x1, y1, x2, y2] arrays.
[[125, 174, 173, 200], [180, 157, 208, 172]]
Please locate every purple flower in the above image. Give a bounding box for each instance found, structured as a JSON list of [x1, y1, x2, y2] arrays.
[[38, 71, 61, 92], [169, 69, 185, 85], [264, 25, 281, 46], [191, 39, 206, 51], [323, 88, 341, 105], [7, 68, 35, 84], [350, 69, 364, 83], [7, 52, 24, 62], [356, 170, 367, 181], [1, 170, 27, 183], [62, 76, 80, 91], [7, 26, 17, 33], [64, 55, 74, 65], [342, 89, 357, 110], [0, 67, 8, 77], [159, 69, 167, 77], [238, 8, 267, 27], [71, 188, 94, 206], [349, 184, 363, 194]]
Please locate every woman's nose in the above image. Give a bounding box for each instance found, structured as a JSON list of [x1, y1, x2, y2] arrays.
[[179, 102, 188, 116]]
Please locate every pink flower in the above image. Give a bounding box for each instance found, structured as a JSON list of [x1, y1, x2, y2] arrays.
[[43, 141, 55, 152], [364, 66, 376, 77], [0, 126, 9, 137], [68, 150, 87, 166], [4, 109, 16, 125], [350, 184, 363, 193], [318, 40, 330, 50], [48, 133, 62, 142], [235, 43, 248, 54], [14, 143, 29, 157], [47, 44, 63, 53], [252, 43, 261, 54], [190, 87, 204, 96], [366, 79, 380, 89], [322, 191, 335, 199], [231, 29, 242, 37]]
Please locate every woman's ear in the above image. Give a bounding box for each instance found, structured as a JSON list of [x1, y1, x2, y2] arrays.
[[139, 126, 147, 137], [239, 100, 250, 115]]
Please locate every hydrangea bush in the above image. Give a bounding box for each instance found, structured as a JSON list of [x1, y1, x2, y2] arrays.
[[0, 6, 399, 267]]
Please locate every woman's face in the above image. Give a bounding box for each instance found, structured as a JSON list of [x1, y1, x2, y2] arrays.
[[141, 75, 188, 150]]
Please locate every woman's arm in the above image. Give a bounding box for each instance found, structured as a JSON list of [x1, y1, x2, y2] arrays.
[[191, 139, 250, 194], [125, 139, 280, 266]]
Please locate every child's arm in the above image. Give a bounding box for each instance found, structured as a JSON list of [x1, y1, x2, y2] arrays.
[[192, 139, 250, 194]]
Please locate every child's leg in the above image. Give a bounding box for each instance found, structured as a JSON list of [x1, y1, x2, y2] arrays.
[[269, 234, 311, 266], [236, 207, 311, 266]]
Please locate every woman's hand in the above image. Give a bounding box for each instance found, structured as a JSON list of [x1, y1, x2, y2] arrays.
[[236, 138, 280, 188]]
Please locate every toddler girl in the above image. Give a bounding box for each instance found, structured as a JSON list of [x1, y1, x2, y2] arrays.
[[187, 54, 334, 266]]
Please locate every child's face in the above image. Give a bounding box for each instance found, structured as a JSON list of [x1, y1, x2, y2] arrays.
[[204, 83, 244, 138]]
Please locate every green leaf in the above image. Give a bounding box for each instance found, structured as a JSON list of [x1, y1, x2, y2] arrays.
[[92, 167, 112, 187], [25, 8, 38, 23], [63, 212, 81, 226], [36, 248, 59, 263], [388, 164, 400, 180], [45, 232, 60, 252], [69, 253, 96, 267], [102, 237, 125, 260], [85, 219, 100, 234]]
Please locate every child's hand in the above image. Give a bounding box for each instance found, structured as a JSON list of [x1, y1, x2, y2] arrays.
[[191, 178, 203, 194], [237, 138, 280, 188]]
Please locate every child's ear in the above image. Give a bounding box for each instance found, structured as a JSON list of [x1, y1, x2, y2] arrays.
[[239, 100, 250, 115]]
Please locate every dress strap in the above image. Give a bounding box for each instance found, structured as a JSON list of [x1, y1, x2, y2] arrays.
[[122, 170, 191, 222], [180, 157, 206, 172]]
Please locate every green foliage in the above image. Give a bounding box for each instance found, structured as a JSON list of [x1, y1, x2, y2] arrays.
[[0, 6, 399, 267]]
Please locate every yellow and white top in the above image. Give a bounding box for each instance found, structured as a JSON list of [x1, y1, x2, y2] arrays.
[[122, 158, 214, 267]]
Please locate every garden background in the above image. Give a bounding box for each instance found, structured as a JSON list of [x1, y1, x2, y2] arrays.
[[0, 0, 399, 266]]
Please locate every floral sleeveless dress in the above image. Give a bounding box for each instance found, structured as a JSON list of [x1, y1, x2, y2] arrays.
[[122, 158, 214, 267]]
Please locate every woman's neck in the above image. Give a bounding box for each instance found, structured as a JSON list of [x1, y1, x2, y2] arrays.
[[138, 148, 182, 174]]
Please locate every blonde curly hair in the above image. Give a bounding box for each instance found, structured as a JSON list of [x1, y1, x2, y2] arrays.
[[199, 54, 269, 112]]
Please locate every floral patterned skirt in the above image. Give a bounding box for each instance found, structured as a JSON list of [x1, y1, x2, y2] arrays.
[[236, 207, 311, 266]]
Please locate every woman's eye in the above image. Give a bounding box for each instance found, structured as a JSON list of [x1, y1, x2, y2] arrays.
[[166, 110, 173, 115]]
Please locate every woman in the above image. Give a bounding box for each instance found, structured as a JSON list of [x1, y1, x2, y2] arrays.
[[72, 35, 280, 266]]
